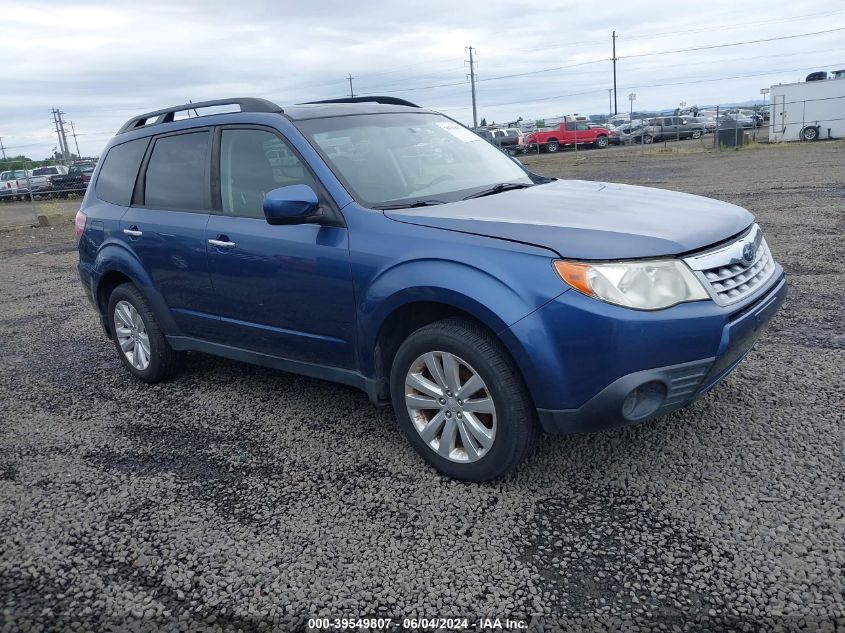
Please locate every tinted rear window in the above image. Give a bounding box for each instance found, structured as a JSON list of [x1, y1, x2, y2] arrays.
[[144, 132, 209, 210], [96, 138, 149, 206], [33, 167, 58, 176]]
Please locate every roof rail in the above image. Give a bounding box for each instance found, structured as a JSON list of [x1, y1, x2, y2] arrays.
[[116, 97, 283, 134], [301, 96, 421, 108]]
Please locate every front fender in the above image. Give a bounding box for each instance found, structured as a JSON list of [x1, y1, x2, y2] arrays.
[[93, 240, 180, 335], [356, 256, 566, 378]]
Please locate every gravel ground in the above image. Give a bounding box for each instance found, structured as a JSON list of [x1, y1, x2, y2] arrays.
[[1, 141, 843, 632]]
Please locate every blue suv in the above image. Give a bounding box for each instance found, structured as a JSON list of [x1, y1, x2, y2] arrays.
[[76, 97, 786, 481]]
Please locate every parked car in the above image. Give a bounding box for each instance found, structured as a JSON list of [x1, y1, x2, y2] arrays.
[[524, 120, 610, 152], [718, 113, 755, 129], [687, 116, 716, 132], [27, 165, 69, 194], [51, 162, 96, 196], [491, 128, 524, 155], [0, 170, 30, 200], [608, 114, 630, 128], [77, 96, 786, 481], [617, 122, 648, 144], [473, 128, 522, 155], [640, 116, 706, 143]]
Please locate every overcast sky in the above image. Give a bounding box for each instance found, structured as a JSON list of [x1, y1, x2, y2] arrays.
[[2, 0, 844, 160]]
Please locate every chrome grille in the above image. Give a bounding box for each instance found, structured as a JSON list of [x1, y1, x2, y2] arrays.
[[684, 224, 777, 306]]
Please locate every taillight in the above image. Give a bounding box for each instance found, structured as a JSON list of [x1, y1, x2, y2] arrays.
[[75, 210, 87, 242]]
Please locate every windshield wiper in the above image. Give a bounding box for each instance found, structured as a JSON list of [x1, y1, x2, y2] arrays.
[[462, 182, 533, 200], [375, 200, 447, 210]]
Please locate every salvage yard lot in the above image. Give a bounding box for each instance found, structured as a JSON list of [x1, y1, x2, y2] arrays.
[[1, 141, 843, 631]]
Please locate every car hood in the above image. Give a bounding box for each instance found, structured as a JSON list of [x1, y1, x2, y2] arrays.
[[384, 180, 753, 259]]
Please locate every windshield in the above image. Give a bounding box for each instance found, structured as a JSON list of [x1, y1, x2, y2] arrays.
[[296, 112, 532, 207]]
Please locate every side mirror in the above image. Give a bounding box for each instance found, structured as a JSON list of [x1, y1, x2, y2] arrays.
[[263, 185, 320, 225]]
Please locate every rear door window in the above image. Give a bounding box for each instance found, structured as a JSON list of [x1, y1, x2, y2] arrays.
[[95, 137, 149, 206], [144, 131, 210, 210]]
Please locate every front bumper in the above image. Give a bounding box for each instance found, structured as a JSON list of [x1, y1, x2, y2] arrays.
[[503, 272, 786, 434]]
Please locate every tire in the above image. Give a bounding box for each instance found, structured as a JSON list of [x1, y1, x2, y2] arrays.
[[107, 283, 184, 383], [642, 134, 653, 144], [801, 126, 818, 141], [691, 130, 702, 139], [594, 135, 608, 149], [506, 148, 517, 156], [545, 140, 559, 153], [390, 317, 538, 481]]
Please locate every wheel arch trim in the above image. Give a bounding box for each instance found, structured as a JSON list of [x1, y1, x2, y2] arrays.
[[92, 241, 180, 336]]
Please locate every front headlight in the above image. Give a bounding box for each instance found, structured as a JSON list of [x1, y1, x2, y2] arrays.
[[553, 259, 709, 310]]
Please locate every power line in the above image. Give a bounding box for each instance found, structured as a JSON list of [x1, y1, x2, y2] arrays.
[[457, 62, 845, 110], [619, 9, 845, 42], [619, 27, 845, 60]]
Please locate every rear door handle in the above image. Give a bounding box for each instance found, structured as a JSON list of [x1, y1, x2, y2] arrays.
[[208, 238, 236, 248], [123, 227, 142, 237]]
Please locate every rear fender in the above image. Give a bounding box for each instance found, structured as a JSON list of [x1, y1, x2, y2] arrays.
[[92, 240, 180, 335]]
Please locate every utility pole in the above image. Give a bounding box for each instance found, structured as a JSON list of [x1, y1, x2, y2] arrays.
[[69, 121, 82, 158], [0, 137, 6, 161], [51, 109, 71, 163], [612, 31, 618, 115], [57, 111, 71, 161], [466, 46, 478, 128], [347, 74, 355, 98]]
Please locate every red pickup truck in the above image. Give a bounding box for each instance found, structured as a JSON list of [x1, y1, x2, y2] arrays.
[[525, 121, 610, 152]]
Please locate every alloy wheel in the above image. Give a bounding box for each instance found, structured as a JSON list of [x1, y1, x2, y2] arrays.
[[404, 351, 497, 463], [114, 300, 151, 371]]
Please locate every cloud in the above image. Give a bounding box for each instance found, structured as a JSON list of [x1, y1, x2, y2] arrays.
[[1, 0, 843, 158]]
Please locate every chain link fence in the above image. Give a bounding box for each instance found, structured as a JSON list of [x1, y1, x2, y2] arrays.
[[0, 156, 97, 229]]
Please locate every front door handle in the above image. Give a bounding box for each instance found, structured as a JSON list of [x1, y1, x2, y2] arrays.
[[208, 238, 236, 248], [123, 227, 142, 237]]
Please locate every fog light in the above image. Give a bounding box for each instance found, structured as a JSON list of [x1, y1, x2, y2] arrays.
[[621, 381, 667, 421]]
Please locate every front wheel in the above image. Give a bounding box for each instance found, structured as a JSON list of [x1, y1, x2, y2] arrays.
[[594, 135, 608, 149], [107, 284, 184, 383], [642, 134, 653, 144], [390, 318, 538, 481], [691, 130, 702, 139]]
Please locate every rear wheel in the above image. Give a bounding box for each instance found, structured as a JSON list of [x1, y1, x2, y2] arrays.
[[390, 318, 538, 481], [801, 126, 818, 141], [642, 134, 653, 144], [545, 140, 559, 153], [107, 284, 184, 383]]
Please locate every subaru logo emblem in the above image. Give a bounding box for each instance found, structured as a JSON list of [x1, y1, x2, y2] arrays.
[[741, 242, 756, 265]]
